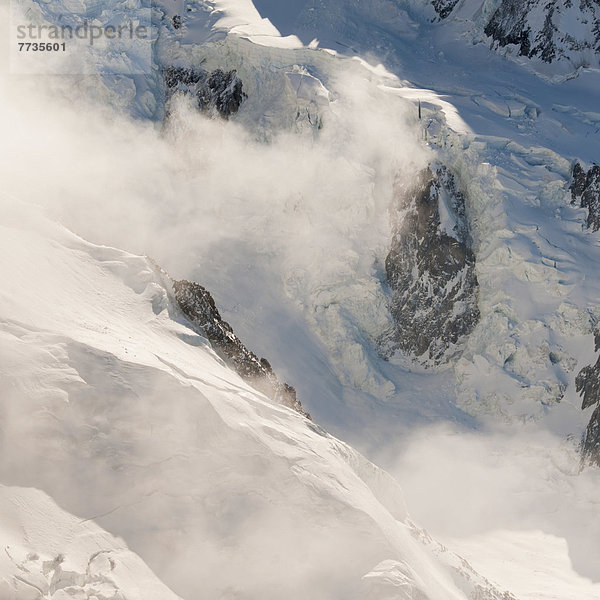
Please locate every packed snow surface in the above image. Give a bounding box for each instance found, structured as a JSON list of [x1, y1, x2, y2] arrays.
[[0, 485, 182, 600]]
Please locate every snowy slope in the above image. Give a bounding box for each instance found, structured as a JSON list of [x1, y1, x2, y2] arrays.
[[0, 197, 514, 599], [0, 485, 182, 600], [3, 0, 600, 598]]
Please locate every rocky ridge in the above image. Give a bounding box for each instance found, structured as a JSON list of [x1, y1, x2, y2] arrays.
[[171, 278, 309, 418], [576, 327, 600, 467], [484, 0, 600, 64], [431, 0, 460, 20], [383, 165, 480, 364], [571, 162, 600, 232], [431, 0, 600, 68], [164, 66, 247, 118], [572, 162, 600, 466]]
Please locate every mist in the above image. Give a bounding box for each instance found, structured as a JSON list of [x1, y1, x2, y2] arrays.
[[0, 39, 433, 599], [386, 423, 600, 589], [0, 62, 428, 277], [0, 51, 432, 422], [2, 8, 600, 600]]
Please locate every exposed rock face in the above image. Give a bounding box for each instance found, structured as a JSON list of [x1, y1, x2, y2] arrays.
[[164, 66, 247, 118], [484, 1, 534, 58], [383, 166, 480, 363], [482, 0, 600, 64], [583, 410, 600, 467], [576, 330, 600, 467], [571, 162, 600, 232], [173, 279, 309, 418], [431, 0, 460, 20]]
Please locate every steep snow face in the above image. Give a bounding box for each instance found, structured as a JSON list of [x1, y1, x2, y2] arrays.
[[0, 199, 512, 600], [249, 0, 424, 47], [210, 0, 600, 76], [0, 486, 182, 600]]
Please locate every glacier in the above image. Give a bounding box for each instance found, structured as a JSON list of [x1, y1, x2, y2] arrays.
[[2, 0, 600, 598]]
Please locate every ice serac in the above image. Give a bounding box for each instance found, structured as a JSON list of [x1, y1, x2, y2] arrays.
[[576, 328, 600, 467], [383, 165, 480, 363], [172, 278, 309, 417], [164, 66, 247, 118], [482, 0, 600, 66], [571, 162, 600, 232]]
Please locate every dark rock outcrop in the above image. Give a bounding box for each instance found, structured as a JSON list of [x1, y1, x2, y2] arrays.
[[484, 1, 533, 58], [482, 0, 600, 64], [571, 162, 600, 232], [173, 279, 309, 418], [164, 66, 247, 118], [583, 408, 600, 467], [576, 329, 600, 467], [383, 166, 480, 363], [431, 0, 460, 20]]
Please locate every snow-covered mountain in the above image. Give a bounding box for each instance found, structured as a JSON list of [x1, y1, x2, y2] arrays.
[[428, 0, 600, 74], [483, 0, 600, 67], [2, 0, 600, 598], [0, 198, 514, 600]]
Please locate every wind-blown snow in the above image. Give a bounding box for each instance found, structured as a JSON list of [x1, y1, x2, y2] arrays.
[[2, 0, 600, 598], [0, 197, 512, 599]]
